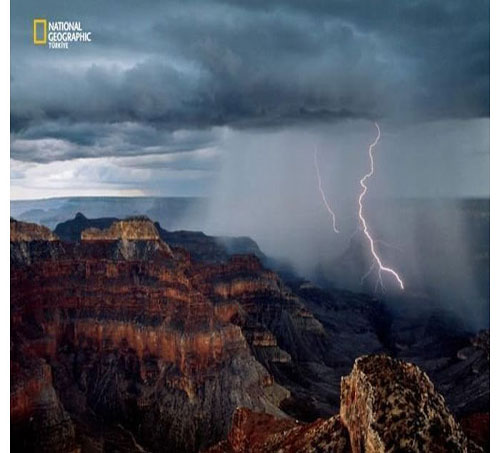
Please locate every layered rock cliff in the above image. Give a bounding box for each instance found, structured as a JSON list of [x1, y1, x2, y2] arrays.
[[11, 218, 291, 452]]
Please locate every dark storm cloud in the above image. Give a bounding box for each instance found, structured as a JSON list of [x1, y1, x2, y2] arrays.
[[10, 120, 221, 162], [11, 0, 489, 163]]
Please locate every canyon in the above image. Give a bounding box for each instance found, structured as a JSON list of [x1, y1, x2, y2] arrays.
[[11, 215, 489, 452]]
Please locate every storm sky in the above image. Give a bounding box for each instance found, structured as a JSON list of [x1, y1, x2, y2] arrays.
[[11, 0, 489, 199]]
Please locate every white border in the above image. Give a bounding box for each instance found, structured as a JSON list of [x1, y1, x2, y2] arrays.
[[2, 0, 10, 447]]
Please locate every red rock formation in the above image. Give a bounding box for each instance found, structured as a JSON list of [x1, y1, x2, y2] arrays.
[[11, 218, 293, 452]]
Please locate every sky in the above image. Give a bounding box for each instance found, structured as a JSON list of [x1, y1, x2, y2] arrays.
[[11, 0, 489, 200]]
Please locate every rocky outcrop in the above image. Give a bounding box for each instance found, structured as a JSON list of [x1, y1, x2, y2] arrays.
[[210, 356, 482, 453], [340, 355, 480, 452], [11, 218, 58, 242]]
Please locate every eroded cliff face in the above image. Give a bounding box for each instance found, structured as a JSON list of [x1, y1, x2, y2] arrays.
[[209, 356, 482, 453], [11, 218, 294, 452]]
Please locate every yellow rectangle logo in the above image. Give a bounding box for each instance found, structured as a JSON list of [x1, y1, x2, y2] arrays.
[[33, 19, 47, 45]]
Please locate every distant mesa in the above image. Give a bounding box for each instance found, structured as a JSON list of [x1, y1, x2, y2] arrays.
[[81, 217, 161, 241], [53, 212, 266, 265], [54, 212, 118, 241]]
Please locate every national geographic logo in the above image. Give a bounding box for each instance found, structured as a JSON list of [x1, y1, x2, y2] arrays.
[[33, 19, 47, 44], [33, 19, 92, 49]]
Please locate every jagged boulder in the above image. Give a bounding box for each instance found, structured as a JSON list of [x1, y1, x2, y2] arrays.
[[340, 355, 481, 453]]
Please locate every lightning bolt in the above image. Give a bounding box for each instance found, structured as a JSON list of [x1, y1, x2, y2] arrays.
[[314, 147, 340, 233], [358, 122, 404, 290]]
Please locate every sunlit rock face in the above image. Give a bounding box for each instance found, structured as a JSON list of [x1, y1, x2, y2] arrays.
[[10, 218, 58, 242], [80, 216, 162, 241]]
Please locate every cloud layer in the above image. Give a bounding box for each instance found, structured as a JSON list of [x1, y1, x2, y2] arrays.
[[11, 0, 489, 167]]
